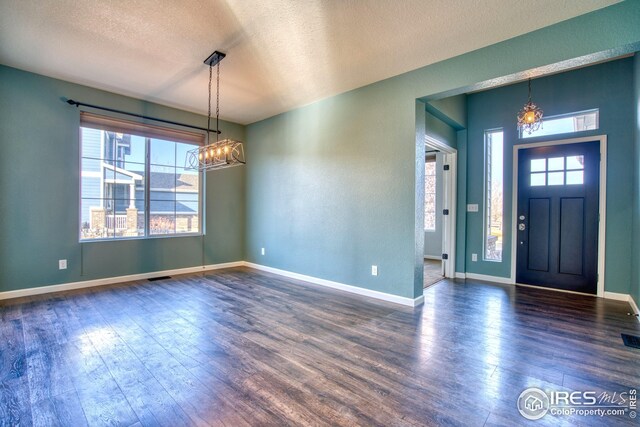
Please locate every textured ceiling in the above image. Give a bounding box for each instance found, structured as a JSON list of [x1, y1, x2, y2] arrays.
[[0, 0, 620, 124]]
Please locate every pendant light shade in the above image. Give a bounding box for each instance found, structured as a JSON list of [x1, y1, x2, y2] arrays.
[[186, 51, 246, 172]]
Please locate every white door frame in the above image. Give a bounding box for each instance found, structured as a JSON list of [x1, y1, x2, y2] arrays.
[[510, 135, 607, 297], [425, 136, 457, 279]]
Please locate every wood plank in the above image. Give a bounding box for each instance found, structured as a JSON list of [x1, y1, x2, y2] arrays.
[[2, 267, 640, 426]]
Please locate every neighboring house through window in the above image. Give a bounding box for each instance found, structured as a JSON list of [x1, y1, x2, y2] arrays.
[[80, 113, 203, 240]]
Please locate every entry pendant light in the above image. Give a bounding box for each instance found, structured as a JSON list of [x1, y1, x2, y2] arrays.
[[517, 78, 543, 135], [186, 51, 245, 172]]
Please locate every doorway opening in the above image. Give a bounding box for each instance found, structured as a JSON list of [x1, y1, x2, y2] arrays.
[[423, 135, 457, 288]]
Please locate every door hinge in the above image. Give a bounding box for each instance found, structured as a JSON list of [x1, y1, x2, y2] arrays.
[[443, 209, 449, 215], [443, 164, 450, 171], [442, 253, 449, 260]]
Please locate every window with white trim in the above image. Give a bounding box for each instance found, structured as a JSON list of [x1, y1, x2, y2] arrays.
[[80, 113, 203, 240], [424, 157, 437, 231], [520, 109, 598, 139], [484, 130, 503, 261]]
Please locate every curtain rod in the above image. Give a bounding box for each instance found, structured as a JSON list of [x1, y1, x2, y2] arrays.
[[65, 99, 221, 134]]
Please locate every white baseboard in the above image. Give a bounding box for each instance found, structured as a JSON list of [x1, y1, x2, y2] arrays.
[[628, 295, 640, 319], [464, 272, 514, 285], [0, 262, 244, 301], [604, 292, 640, 322], [243, 262, 424, 307], [603, 291, 629, 302], [455, 272, 466, 279], [0, 260, 424, 308]]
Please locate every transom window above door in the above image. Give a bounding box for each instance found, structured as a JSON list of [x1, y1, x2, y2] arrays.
[[530, 155, 584, 187], [520, 109, 598, 139]]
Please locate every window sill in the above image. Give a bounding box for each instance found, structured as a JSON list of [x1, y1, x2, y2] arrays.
[[79, 232, 202, 243]]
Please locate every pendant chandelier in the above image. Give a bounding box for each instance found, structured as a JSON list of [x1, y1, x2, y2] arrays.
[[186, 51, 245, 172], [517, 78, 543, 135]]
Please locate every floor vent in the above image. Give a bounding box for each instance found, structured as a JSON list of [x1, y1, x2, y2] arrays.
[[621, 333, 640, 349], [148, 276, 171, 282]]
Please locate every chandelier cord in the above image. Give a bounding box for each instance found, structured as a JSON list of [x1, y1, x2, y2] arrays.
[[207, 64, 213, 145], [216, 62, 220, 142], [528, 79, 532, 103]]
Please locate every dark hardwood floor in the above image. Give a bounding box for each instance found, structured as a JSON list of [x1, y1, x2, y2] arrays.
[[423, 260, 443, 288], [1, 267, 639, 426]]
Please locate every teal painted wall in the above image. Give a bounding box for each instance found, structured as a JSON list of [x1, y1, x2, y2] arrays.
[[466, 58, 635, 293], [456, 129, 468, 274], [0, 65, 245, 292], [426, 111, 457, 148], [426, 95, 466, 129], [632, 53, 640, 307], [245, 2, 640, 299]]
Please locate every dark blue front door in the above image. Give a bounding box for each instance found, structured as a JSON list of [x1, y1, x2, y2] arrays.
[[516, 141, 600, 294]]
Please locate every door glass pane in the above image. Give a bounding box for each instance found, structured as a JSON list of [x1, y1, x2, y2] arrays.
[[547, 172, 564, 186], [530, 159, 546, 172], [566, 155, 584, 170], [548, 157, 564, 171], [530, 173, 546, 186], [566, 170, 584, 185]]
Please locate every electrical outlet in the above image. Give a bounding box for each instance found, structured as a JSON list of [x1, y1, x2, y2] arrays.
[[371, 265, 378, 276], [261, 247, 265, 256], [467, 204, 479, 212], [59, 259, 67, 270], [471, 254, 478, 262]]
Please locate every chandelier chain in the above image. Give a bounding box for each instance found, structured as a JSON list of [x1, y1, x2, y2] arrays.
[[207, 64, 212, 145], [216, 62, 220, 142]]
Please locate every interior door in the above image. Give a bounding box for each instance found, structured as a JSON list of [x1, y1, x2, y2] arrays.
[[516, 141, 600, 294]]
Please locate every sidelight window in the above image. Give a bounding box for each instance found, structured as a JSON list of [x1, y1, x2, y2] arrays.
[[484, 130, 503, 261]]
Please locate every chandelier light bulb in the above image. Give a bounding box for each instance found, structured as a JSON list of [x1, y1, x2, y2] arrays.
[[525, 111, 536, 123]]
